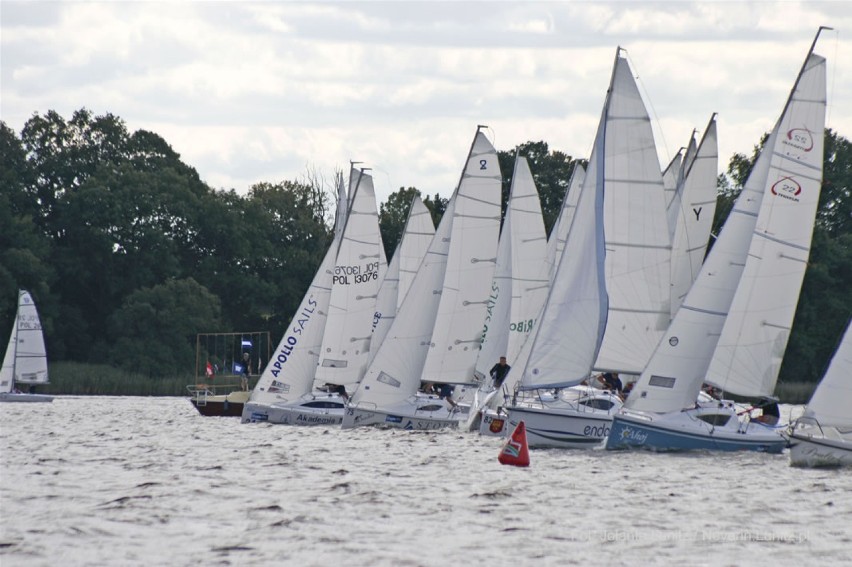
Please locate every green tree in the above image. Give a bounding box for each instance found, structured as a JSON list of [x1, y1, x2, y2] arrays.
[[819, 128, 852, 235], [107, 278, 222, 376], [711, 133, 769, 238], [0, 122, 57, 348], [233, 181, 331, 331], [378, 188, 448, 260], [379, 187, 421, 259], [19, 109, 132, 232], [497, 141, 581, 235]]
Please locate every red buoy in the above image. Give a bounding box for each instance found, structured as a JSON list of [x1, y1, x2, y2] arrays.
[[498, 420, 530, 467]]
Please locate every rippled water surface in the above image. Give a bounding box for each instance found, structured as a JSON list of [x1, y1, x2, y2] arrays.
[[1, 397, 850, 566]]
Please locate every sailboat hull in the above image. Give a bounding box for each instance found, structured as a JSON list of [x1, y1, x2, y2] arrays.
[[0, 392, 53, 403], [188, 390, 249, 417], [788, 423, 852, 467], [506, 389, 623, 449], [342, 394, 464, 430], [506, 406, 615, 449], [606, 408, 787, 453], [242, 392, 346, 426], [478, 408, 510, 437]]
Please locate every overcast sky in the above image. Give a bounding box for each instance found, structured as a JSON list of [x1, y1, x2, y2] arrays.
[[2, 1, 850, 204]]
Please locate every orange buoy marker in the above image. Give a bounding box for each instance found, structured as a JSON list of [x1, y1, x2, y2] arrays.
[[498, 420, 530, 467]]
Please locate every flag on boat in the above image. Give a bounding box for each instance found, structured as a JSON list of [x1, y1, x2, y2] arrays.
[[233, 362, 244, 374], [205, 361, 214, 378], [241, 338, 252, 348], [498, 420, 530, 467]]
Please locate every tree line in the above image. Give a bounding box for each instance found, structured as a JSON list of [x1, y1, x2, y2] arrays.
[[1, 109, 849, 386]]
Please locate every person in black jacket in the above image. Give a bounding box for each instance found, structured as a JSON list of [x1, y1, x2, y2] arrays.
[[597, 372, 623, 394], [490, 356, 511, 389]]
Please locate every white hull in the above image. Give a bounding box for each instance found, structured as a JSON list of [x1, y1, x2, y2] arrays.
[[0, 392, 53, 403], [242, 392, 346, 426], [506, 388, 623, 449], [606, 402, 787, 453], [478, 409, 510, 437], [342, 393, 465, 430], [788, 421, 852, 467]]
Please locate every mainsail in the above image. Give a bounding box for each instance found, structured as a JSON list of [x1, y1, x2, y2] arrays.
[[593, 51, 672, 375], [315, 169, 384, 388]]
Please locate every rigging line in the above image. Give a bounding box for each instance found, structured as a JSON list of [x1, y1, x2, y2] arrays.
[[370, 164, 395, 209], [827, 28, 839, 129]]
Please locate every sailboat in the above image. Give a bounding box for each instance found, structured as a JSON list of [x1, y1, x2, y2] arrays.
[[0, 290, 54, 403], [343, 127, 502, 430], [788, 320, 852, 467], [504, 48, 667, 449], [242, 167, 376, 425], [465, 154, 549, 434], [606, 28, 828, 453]]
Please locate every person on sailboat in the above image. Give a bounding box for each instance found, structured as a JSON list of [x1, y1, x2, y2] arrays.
[[438, 383, 457, 409], [597, 372, 622, 394], [323, 383, 349, 402], [240, 352, 251, 391], [490, 356, 511, 389], [702, 383, 720, 400], [753, 397, 780, 425]]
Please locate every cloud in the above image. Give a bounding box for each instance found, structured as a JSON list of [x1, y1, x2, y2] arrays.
[[2, 1, 851, 205]]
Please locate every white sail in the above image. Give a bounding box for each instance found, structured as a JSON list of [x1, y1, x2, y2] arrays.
[[247, 172, 349, 406], [369, 241, 401, 362], [0, 315, 15, 393], [397, 197, 435, 308], [661, 150, 683, 216], [421, 130, 502, 385], [474, 201, 512, 381], [315, 169, 383, 387], [474, 155, 548, 383], [368, 196, 435, 364], [669, 116, 719, 317], [804, 321, 852, 429], [545, 163, 586, 280], [593, 52, 671, 375], [707, 53, 826, 397], [350, 198, 456, 409], [0, 291, 49, 391], [514, 91, 609, 391], [665, 135, 697, 241]]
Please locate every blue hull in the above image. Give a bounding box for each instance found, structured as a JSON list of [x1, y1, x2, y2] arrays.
[[606, 415, 786, 454]]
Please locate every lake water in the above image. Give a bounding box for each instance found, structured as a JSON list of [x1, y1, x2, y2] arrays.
[[1, 397, 850, 566]]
